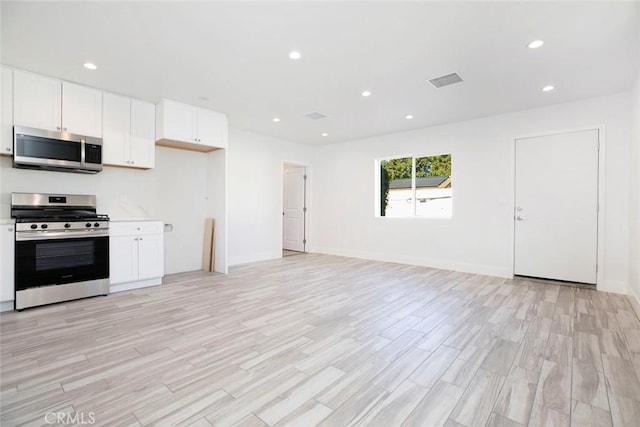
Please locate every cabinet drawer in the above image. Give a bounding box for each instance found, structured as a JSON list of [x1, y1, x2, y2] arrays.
[[110, 221, 163, 237]]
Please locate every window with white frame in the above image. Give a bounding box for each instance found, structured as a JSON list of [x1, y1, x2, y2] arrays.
[[378, 154, 452, 218]]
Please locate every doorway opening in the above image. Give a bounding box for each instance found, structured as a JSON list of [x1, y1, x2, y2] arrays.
[[282, 162, 308, 257]]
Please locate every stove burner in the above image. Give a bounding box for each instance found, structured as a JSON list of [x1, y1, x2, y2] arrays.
[[11, 193, 110, 224], [15, 214, 110, 223]]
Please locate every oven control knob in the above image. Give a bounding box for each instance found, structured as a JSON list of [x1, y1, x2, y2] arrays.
[[86, 222, 92, 228], [64, 223, 71, 228], [30, 224, 37, 229], [41, 224, 48, 229], [94, 222, 100, 227]]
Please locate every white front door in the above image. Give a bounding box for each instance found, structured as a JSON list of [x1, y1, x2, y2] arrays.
[[283, 166, 306, 252], [514, 129, 599, 284]]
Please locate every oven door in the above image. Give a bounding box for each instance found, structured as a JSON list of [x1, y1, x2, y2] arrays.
[[15, 234, 109, 291]]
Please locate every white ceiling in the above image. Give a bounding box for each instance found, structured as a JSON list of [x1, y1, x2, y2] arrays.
[[1, 1, 638, 145]]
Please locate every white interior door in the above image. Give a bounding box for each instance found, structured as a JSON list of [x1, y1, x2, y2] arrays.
[[514, 129, 599, 284], [283, 166, 306, 252]]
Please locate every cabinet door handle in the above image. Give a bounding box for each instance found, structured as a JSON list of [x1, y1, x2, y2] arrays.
[[63, 127, 67, 131], [8, 227, 13, 231], [56, 126, 61, 130], [5, 147, 10, 152]]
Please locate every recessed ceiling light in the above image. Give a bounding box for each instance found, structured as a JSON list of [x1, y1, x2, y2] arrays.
[[321, 133, 328, 137], [361, 90, 371, 97], [289, 51, 301, 60], [405, 115, 414, 120], [542, 85, 555, 92], [528, 40, 544, 49], [272, 117, 281, 122], [83, 62, 97, 70]]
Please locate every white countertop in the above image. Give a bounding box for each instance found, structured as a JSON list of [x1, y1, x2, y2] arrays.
[[109, 218, 164, 222], [0, 218, 164, 223]]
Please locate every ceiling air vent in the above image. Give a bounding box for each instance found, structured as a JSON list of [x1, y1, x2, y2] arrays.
[[305, 112, 327, 120], [429, 72, 463, 88]]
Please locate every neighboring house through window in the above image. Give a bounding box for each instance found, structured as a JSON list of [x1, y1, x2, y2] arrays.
[[378, 154, 452, 218]]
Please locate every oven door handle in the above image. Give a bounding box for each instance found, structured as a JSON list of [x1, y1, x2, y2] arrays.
[[15, 229, 109, 241]]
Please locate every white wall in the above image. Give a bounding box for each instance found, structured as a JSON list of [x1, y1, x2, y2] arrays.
[[0, 146, 210, 275], [312, 93, 632, 293], [629, 60, 640, 302], [206, 148, 227, 273], [227, 128, 313, 266]]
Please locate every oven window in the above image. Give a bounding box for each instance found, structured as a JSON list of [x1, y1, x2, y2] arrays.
[[36, 241, 95, 271], [15, 235, 109, 290]]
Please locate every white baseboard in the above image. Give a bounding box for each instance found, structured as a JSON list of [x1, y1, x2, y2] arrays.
[[313, 246, 512, 278], [110, 277, 162, 293], [228, 251, 283, 267], [0, 300, 14, 312], [627, 285, 640, 320], [597, 280, 629, 295]]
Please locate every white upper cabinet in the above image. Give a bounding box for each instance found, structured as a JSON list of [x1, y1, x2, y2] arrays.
[[130, 99, 155, 168], [13, 70, 102, 138], [156, 98, 227, 152], [13, 70, 62, 132], [158, 99, 197, 143], [103, 92, 131, 166], [62, 82, 102, 137], [1, 67, 13, 155], [197, 108, 227, 148], [103, 93, 155, 169]]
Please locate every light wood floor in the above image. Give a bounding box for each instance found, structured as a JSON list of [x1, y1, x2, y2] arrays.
[[2, 254, 640, 426], [282, 250, 304, 257]]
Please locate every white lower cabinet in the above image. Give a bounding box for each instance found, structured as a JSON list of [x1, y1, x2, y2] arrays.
[[0, 221, 15, 310], [109, 221, 164, 292]]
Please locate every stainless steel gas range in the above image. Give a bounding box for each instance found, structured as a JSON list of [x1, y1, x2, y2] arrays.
[[11, 193, 110, 310]]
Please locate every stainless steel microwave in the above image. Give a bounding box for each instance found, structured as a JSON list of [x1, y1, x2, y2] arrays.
[[13, 126, 103, 174]]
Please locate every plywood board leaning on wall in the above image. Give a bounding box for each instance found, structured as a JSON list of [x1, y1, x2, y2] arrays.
[[202, 218, 215, 272]]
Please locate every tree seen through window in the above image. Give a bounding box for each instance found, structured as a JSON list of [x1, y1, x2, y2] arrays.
[[380, 154, 452, 218]]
